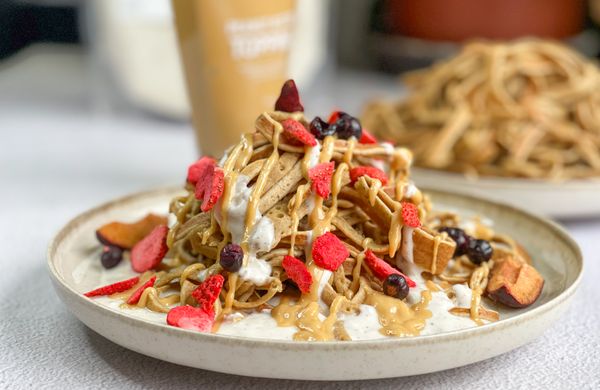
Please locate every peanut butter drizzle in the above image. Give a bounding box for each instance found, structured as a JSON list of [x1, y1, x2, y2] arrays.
[[109, 272, 179, 313], [273, 136, 360, 340], [272, 136, 436, 340], [431, 234, 442, 275], [365, 287, 432, 337]]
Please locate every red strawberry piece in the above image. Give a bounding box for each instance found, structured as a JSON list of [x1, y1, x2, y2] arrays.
[[359, 129, 378, 144], [191, 274, 225, 314], [312, 232, 349, 271], [282, 255, 313, 293], [130, 225, 168, 273], [274, 79, 304, 112], [401, 202, 421, 228], [350, 166, 389, 186], [281, 118, 317, 147], [166, 305, 214, 332], [84, 276, 140, 297], [194, 159, 217, 200], [364, 250, 416, 287], [308, 162, 335, 198], [327, 110, 343, 124], [187, 156, 216, 185], [199, 167, 224, 212], [126, 276, 157, 305]]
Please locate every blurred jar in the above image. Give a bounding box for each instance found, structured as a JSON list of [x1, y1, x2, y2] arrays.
[[87, 0, 327, 124]]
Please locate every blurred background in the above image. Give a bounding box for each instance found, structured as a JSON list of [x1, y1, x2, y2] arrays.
[[1, 0, 599, 191], [3, 0, 598, 121]]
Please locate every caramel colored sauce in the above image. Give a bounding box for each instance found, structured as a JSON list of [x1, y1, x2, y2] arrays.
[[365, 289, 432, 337]]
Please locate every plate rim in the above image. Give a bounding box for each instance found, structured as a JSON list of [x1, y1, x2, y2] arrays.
[[47, 186, 583, 350], [413, 167, 600, 190]]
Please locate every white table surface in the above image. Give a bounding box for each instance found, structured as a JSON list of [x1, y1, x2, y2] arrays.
[[1, 45, 599, 389]]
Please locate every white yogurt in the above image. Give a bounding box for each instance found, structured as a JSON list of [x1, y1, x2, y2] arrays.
[[453, 283, 473, 308], [404, 182, 418, 199], [338, 305, 386, 340], [218, 311, 296, 340], [214, 174, 276, 285], [380, 142, 395, 155], [307, 142, 321, 169], [420, 291, 477, 335], [238, 256, 272, 286], [400, 226, 415, 264], [167, 212, 178, 229]]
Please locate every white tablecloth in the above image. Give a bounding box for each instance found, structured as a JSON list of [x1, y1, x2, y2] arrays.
[[1, 46, 599, 389]]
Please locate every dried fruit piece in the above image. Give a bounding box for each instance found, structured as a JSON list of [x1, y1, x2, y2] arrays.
[[312, 232, 349, 271], [383, 274, 409, 299], [364, 250, 416, 287], [84, 276, 140, 297], [219, 244, 244, 272], [101, 246, 123, 269], [359, 129, 378, 144], [274, 79, 304, 112], [194, 159, 217, 200], [331, 114, 362, 139], [187, 156, 216, 185], [96, 214, 167, 250], [130, 225, 169, 273], [309, 116, 334, 139], [350, 166, 389, 186], [467, 239, 494, 264], [191, 274, 225, 314], [308, 162, 335, 198], [281, 118, 317, 147], [166, 305, 214, 332], [282, 255, 313, 293], [438, 227, 470, 257], [486, 256, 544, 308], [401, 202, 421, 228], [200, 167, 225, 212], [327, 110, 346, 124], [126, 276, 157, 305]]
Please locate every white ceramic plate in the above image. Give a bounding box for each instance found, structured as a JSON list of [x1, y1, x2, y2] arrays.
[[412, 168, 600, 219], [48, 187, 582, 380]]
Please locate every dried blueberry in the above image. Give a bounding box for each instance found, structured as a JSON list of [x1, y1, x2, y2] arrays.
[[467, 239, 494, 264], [330, 114, 362, 139], [101, 245, 123, 269], [220, 243, 244, 272], [439, 227, 470, 257], [382, 274, 409, 300], [309, 116, 335, 139]]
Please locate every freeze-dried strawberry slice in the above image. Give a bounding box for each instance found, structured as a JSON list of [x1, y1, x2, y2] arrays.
[[191, 274, 225, 314], [275, 79, 304, 112], [364, 250, 416, 287], [194, 159, 217, 200], [84, 276, 140, 297], [282, 255, 313, 293], [187, 156, 215, 185], [359, 129, 377, 144], [350, 166, 389, 186], [312, 232, 349, 271], [200, 167, 224, 212], [327, 110, 346, 124], [281, 118, 317, 147], [401, 202, 421, 228], [308, 162, 335, 198], [130, 225, 168, 273], [126, 275, 157, 305], [166, 305, 214, 332]]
